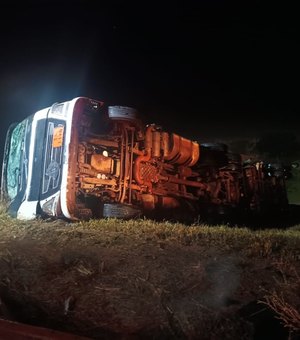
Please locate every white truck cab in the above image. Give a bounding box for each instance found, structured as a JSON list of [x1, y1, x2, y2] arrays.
[[1, 97, 104, 220]]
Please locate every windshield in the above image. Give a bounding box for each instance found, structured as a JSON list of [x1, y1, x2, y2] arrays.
[[6, 120, 27, 200]]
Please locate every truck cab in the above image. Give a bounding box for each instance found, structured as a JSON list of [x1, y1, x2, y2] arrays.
[[1, 97, 104, 220]]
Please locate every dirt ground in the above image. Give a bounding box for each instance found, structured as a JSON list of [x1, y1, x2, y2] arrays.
[[0, 216, 299, 340]]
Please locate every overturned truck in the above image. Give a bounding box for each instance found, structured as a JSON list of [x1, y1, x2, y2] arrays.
[[1, 97, 289, 222]]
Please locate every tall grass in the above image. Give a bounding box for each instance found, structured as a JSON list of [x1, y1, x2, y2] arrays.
[[1, 199, 299, 258]]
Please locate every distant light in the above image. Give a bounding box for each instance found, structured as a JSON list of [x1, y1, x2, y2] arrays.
[[103, 150, 108, 157]]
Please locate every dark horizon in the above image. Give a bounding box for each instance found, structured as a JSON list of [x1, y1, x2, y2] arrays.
[[0, 1, 299, 149]]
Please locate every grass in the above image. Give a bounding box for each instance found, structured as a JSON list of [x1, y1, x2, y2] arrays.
[[0, 200, 300, 337], [261, 290, 300, 333], [0, 201, 299, 258]]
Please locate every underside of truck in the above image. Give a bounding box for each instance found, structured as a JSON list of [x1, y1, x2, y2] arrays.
[[61, 98, 288, 222]]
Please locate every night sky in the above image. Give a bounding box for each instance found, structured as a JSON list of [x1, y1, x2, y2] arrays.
[[0, 0, 299, 158]]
